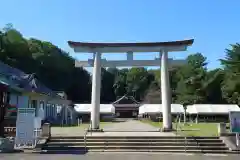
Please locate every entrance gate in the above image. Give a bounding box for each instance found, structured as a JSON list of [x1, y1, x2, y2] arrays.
[[68, 39, 194, 131]]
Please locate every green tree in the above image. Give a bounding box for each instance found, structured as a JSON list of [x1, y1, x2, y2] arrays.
[[221, 43, 240, 104], [203, 69, 226, 104], [175, 53, 208, 105], [101, 68, 116, 103], [0, 25, 92, 103], [113, 69, 128, 97], [126, 67, 154, 101]]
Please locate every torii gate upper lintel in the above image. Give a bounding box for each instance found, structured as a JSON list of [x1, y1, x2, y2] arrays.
[[68, 39, 194, 131]]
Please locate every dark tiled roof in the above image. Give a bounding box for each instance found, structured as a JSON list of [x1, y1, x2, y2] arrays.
[[0, 74, 23, 92], [113, 104, 140, 108], [112, 95, 140, 104], [0, 61, 57, 96]]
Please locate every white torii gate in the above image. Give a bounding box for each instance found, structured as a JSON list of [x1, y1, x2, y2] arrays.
[[68, 39, 194, 131]]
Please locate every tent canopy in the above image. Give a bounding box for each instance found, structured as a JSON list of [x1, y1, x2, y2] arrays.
[[74, 104, 115, 114], [139, 104, 184, 115], [186, 104, 240, 115]]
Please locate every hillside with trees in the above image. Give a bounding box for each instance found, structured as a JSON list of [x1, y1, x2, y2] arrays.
[[1, 24, 240, 105]]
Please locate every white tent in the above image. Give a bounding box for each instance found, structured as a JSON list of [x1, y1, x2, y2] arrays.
[[139, 104, 184, 115], [74, 104, 115, 114], [186, 104, 240, 115]]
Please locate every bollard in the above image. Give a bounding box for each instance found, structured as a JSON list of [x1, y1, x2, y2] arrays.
[[236, 133, 240, 148], [42, 123, 51, 138], [218, 123, 227, 135]]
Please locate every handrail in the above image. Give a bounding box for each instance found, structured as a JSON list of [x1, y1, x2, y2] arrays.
[[83, 129, 88, 150], [184, 136, 187, 152], [175, 114, 182, 136], [105, 134, 107, 152], [175, 115, 179, 135], [89, 120, 92, 135], [175, 114, 188, 152], [149, 137, 152, 152], [84, 120, 92, 151], [193, 136, 201, 153]]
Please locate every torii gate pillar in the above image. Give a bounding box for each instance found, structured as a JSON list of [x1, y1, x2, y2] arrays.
[[160, 50, 172, 130], [91, 52, 101, 129]]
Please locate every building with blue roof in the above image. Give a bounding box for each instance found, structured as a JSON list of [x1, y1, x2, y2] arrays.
[[0, 61, 76, 137]]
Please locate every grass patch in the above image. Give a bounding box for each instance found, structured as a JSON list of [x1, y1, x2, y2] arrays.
[[140, 119, 219, 137], [141, 119, 163, 128], [178, 123, 219, 137]]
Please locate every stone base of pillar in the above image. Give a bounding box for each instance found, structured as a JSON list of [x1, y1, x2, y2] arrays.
[[87, 128, 104, 132], [160, 128, 175, 132]]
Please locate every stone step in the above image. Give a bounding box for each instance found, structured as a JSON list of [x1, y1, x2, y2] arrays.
[[42, 145, 229, 150], [40, 149, 238, 154], [86, 136, 221, 139], [46, 141, 226, 146], [49, 139, 223, 143], [50, 136, 220, 140], [43, 136, 231, 154]]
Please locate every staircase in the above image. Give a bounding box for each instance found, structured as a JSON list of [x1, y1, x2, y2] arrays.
[[40, 136, 236, 154]]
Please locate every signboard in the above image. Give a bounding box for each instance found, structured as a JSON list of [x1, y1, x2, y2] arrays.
[[229, 111, 240, 133], [15, 108, 36, 148]]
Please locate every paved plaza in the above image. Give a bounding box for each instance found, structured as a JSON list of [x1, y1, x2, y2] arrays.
[[103, 119, 159, 132], [51, 119, 172, 137], [0, 152, 239, 160], [50, 126, 86, 136], [1, 120, 238, 159]]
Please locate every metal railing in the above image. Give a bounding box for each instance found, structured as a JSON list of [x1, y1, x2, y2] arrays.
[[34, 128, 42, 146], [84, 120, 92, 150], [175, 114, 188, 152], [89, 120, 92, 135], [175, 114, 183, 136]]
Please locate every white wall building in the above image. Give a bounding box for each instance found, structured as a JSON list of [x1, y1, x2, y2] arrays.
[[139, 104, 184, 115], [74, 104, 115, 114], [186, 104, 240, 123]]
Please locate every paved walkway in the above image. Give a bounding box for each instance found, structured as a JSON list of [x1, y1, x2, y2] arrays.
[[103, 119, 159, 132], [51, 126, 86, 136], [1, 152, 238, 160], [50, 120, 175, 137], [86, 131, 175, 137]]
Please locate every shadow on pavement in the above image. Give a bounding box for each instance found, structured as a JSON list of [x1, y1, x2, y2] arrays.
[[0, 149, 24, 154], [111, 120, 127, 123], [38, 149, 88, 155], [39, 144, 89, 155]]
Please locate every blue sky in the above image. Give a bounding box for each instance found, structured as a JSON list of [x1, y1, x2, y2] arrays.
[[0, 0, 240, 71]]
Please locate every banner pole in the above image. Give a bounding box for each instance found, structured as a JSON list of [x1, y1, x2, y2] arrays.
[[236, 133, 240, 148]]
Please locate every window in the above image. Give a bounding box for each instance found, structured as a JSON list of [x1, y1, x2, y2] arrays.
[[31, 100, 38, 116]]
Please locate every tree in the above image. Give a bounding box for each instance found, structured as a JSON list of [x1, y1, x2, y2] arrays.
[[126, 67, 153, 101], [101, 68, 116, 103], [221, 43, 240, 104], [0, 25, 92, 103], [204, 69, 226, 104], [175, 53, 208, 105], [143, 81, 161, 104], [113, 69, 128, 97]]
